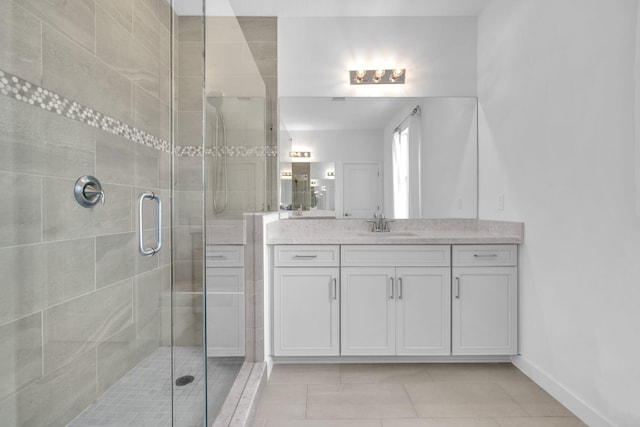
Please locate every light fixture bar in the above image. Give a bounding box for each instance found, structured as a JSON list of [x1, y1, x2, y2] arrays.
[[289, 151, 311, 158], [349, 68, 405, 85], [281, 171, 292, 177]]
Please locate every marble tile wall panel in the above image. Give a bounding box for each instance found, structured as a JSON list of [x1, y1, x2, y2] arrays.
[[133, 1, 164, 60], [0, 172, 41, 248], [135, 268, 164, 344], [43, 279, 133, 375], [96, 0, 133, 32], [178, 76, 203, 112], [0, 313, 42, 401], [0, 1, 42, 84], [0, 237, 94, 324], [178, 17, 204, 42], [96, 232, 136, 288], [173, 293, 204, 347], [19, 0, 95, 54], [43, 238, 95, 306], [42, 25, 132, 125], [96, 130, 136, 186], [133, 84, 164, 140], [0, 96, 95, 180], [0, 349, 97, 427], [96, 6, 160, 98], [96, 324, 147, 396]]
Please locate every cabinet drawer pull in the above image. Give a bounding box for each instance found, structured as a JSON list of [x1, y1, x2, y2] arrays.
[[293, 255, 318, 259], [398, 277, 403, 299], [390, 277, 394, 299], [210, 255, 226, 259], [455, 277, 460, 299], [473, 254, 498, 258], [332, 278, 337, 300]]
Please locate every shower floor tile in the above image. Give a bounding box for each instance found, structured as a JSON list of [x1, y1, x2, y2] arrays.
[[68, 347, 243, 427]]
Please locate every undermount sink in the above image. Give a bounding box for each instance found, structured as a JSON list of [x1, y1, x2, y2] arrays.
[[357, 231, 417, 237]]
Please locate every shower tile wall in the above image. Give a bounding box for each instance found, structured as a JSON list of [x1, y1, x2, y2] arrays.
[[0, 1, 172, 426]]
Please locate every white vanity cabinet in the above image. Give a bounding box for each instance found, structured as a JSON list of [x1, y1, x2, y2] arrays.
[[452, 245, 518, 355], [273, 245, 340, 356], [341, 245, 451, 356], [206, 245, 245, 357]]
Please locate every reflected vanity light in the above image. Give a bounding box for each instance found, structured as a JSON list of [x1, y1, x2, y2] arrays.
[[281, 171, 292, 179], [349, 68, 405, 85], [310, 179, 318, 187], [289, 151, 311, 158], [326, 171, 335, 178]]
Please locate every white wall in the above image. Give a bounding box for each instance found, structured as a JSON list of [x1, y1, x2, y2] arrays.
[[279, 17, 477, 97], [478, 1, 640, 425]]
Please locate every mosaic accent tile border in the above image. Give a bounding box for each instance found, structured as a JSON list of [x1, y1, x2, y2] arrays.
[[0, 68, 278, 159], [175, 145, 278, 158], [0, 69, 172, 154]]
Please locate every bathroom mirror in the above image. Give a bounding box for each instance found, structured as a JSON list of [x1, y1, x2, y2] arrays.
[[279, 97, 478, 219]]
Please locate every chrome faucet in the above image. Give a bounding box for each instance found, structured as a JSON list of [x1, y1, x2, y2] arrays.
[[368, 213, 391, 232]]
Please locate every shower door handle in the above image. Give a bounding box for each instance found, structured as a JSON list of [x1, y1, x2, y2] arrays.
[[139, 192, 162, 256]]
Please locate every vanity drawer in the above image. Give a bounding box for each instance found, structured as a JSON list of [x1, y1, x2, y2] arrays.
[[206, 245, 244, 267], [341, 245, 450, 267], [274, 245, 340, 267], [452, 245, 517, 267]]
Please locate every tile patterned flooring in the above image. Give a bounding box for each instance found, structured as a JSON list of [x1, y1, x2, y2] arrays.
[[69, 347, 243, 427], [252, 363, 587, 427]]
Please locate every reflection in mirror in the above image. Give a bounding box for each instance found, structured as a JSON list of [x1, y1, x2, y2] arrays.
[[279, 97, 477, 219], [280, 161, 336, 216]]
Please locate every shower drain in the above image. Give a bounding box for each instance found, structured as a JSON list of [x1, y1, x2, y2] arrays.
[[175, 375, 195, 386]]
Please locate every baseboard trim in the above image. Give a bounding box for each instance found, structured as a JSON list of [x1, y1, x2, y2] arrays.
[[272, 355, 512, 364], [511, 355, 614, 427]]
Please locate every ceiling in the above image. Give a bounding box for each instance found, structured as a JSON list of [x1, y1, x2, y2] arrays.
[[280, 97, 423, 131], [174, 0, 491, 17]]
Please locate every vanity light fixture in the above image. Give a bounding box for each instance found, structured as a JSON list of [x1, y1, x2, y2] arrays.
[[281, 171, 292, 177], [326, 171, 335, 178], [349, 68, 405, 85], [310, 179, 318, 187], [289, 151, 311, 158]]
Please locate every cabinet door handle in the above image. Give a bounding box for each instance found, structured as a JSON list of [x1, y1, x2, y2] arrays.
[[390, 277, 394, 299], [210, 255, 226, 259], [293, 255, 317, 259], [332, 278, 337, 300], [398, 277, 403, 299], [455, 277, 460, 299], [473, 253, 498, 258]]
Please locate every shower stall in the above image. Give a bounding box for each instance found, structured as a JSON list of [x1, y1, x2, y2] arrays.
[[0, 0, 276, 426]]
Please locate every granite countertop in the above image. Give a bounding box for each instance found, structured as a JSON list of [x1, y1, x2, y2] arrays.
[[266, 219, 524, 245]]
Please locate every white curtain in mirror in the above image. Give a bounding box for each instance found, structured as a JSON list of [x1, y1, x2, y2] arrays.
[[392, 111, 422, 219]]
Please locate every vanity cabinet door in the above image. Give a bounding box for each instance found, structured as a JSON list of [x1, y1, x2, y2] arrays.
[[395, 267, 451, 356], [341, 267, 396, 356], [452, 266, 518, 355], [274, 267, 340, 356]]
